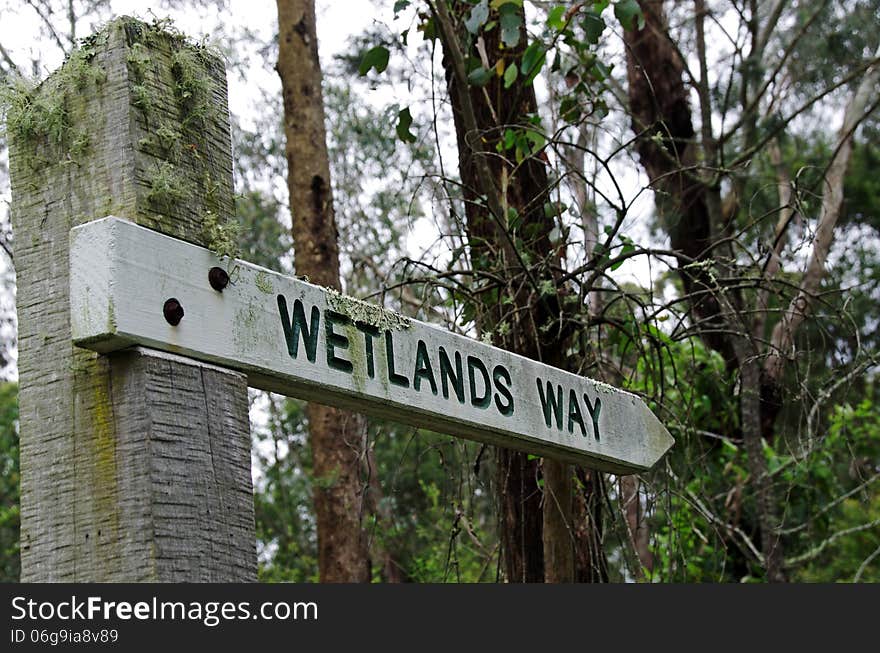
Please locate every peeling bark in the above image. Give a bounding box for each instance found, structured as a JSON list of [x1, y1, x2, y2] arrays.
[[433, 0, 578, 582]]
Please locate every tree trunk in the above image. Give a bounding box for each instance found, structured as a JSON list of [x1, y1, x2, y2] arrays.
[[364, 445, 405, 582], [276, 0, 370, 582], [736, 343, 786, 581], [624, 0, 787, 579], [764, 45, 880, 384], [433, 0, 581, 582], [621, 475, 653, 579], [624, 0, 738, 368], [542, 459, 574, 582]]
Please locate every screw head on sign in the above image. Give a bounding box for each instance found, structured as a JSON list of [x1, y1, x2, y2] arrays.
[[209, 266, 230, 291], [163, 298, 184, 326]]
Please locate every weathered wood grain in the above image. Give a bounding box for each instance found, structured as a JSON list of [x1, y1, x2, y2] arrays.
[[71, 217, 674, 474], [108, 348, 254, 581], [9, 17, 255, 581]]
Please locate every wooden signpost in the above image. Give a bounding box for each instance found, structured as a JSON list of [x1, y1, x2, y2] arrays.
[[70, 216, 673, 475], [9, 18, 256, 582], [10, 16, 672, 582]]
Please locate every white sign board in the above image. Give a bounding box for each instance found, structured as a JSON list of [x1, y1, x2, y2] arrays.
[[70, 217, 673, 473]]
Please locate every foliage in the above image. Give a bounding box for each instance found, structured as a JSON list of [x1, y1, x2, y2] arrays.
[[253, 397, 318, 582], [253, 394, 497, 582], [2, 0, 880, 584], [367, 426, 497, 582], [0, 382, 18, 582], [793, 395, 880, 582]]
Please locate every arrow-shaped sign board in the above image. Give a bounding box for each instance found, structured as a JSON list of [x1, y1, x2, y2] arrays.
[[70, 217, 673, 473]]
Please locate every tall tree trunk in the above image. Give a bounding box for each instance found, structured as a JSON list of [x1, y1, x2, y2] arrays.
[[623, 0, 786, 580], [764, 45, 880, 385], [432, 0, 581, 582], [624, 0, 738, 368], [276, 0, 370, 582], [736, 343, 786, 582], [542, 460, 574, 582], [621, 475, 653, 579]]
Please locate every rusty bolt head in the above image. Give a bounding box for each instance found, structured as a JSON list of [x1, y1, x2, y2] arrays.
[[208, 266, 230, 292], [163, 298, 184, 326]]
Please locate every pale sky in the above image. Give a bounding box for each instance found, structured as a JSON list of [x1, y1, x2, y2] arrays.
[[0, 0, 664, 386]]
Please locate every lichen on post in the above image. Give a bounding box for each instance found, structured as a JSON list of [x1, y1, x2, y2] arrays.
[[8, 16, 256, 581]]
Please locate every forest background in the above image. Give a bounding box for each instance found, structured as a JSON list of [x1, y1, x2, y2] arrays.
[[0, 0, 878, 583]]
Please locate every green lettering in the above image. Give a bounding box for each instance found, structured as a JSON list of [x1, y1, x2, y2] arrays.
[[439, 347, 464, 403], [468, 356, 491, 409], [355, 322, 379, 379], [537, 379, 563, 430], [583, 393, 602, 441], [325, 310, 353, 373], [413, 340, 438, 394], [277, 295, 319, 363], [493, 365, 514, 416], [567, 388, 586, 436], [384, 331, 410, 388]]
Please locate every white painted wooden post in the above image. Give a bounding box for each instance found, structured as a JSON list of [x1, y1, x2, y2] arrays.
[[8, 17, 256, 581]]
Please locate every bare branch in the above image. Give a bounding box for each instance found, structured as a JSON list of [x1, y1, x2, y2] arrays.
[[754, 0, 787, 61], [0, 41, 22, 78], [781, 473, 880, 536], [854, 543, 880, 583], [785, 518, 880, 567], [25, 0, 69, 55], [752, 137, 795, 339], [719, 0, 830, 149], [765, 46, 880, 382]]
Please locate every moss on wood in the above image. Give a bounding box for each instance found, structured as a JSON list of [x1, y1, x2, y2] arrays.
[[325, 287, 412, 331]]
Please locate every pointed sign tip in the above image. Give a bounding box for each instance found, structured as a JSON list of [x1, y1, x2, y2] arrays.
[[638, 400, 675, 469]]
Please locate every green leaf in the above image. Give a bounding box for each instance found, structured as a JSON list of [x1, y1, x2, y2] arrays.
[[583, 11, 605, 44], [520, 42, 546, 85], [546, 5, 567, 30], [610, 239, 635, 270], [614, 0, 644, 31], [395, 107, 417, 143], [506, 207, 521, 229], [461, 301, 477, 326], [503, 62, 518, 88], [467, 66, 493, 87], [418, 15, 438, 41], [525, 129, 546, 149], [560, 97, 581, 124], [502, 128, 516, 150], [465, 0, 490, 34], [491, 0, 523, 8], [591, 60, 611, 81], [393, 0, 410, 15], [498, 4, 522, 47], [358, 46, 390, 76], [543, 202, 567, 218]]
